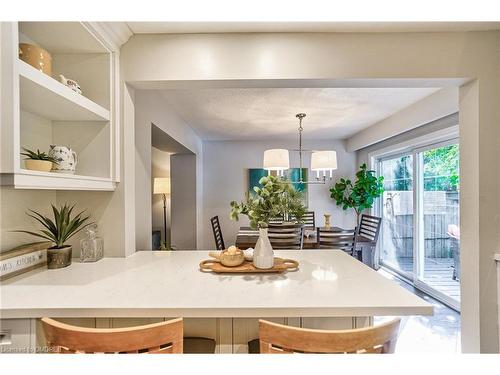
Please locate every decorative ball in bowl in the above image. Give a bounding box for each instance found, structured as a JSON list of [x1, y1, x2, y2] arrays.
[[208, 245, 245, 267]]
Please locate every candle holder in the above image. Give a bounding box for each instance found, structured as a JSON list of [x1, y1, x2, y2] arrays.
[[324, 214, 331, 229]]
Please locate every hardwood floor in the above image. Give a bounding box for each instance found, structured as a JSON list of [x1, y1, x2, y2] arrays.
[[375, 269, 461, 353], [388, 257, 460, 302]]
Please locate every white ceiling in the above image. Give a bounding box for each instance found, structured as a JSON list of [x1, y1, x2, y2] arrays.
[[161, 87, 441, 140], [127, 22, 500, 34]]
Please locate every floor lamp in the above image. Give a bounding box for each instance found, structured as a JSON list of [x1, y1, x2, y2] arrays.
[[153, 177, 171, 249]]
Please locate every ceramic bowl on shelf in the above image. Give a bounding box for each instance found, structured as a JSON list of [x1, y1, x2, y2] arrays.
[[24, 159, 53, 172], [19, 43, 52, 76]]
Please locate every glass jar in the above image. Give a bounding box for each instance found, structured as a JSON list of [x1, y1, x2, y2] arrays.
[[80, 224, 104, 262]]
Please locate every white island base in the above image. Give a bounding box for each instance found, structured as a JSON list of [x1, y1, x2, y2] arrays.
[[0, 251, 431, 353], [1, 316, 372, 354]]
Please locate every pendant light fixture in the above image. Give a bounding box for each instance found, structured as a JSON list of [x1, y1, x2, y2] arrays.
[[263, 113, 337, 184]]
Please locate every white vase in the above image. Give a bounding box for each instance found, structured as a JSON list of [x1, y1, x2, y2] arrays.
[[253, 228, 274, 269]]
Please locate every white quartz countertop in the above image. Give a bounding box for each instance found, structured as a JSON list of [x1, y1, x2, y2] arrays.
[[0, 250, 432, 319]]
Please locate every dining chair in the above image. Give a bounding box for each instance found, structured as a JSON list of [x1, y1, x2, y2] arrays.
[[41, 317, 184, 353], [210, 215, 225, 250], [268, 223, 304, 250], [356, 214, 382, 244], [301, 211, 316, 230], [316, 227, 356, 255], [268, 214, 284, 225], [354, 214, 382, 262], [259, 318, 401, 354]]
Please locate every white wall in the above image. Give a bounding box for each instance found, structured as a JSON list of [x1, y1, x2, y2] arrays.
[[121, 30, 500, 352], [151, 147, 171, 247], [0, 189, 55, 252], [134, 90, 203, 251], [347, 87, 459, 152], [357, 113, 459, 166], [202, 139, 357, 249]]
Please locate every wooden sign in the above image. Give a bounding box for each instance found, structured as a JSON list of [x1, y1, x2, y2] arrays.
[[0, 241, 52, 281]]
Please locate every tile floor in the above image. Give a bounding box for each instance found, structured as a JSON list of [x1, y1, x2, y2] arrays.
[[375, 269, 461, 353]]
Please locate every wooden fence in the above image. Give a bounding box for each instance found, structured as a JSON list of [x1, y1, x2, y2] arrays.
[[383, 191, 459, 259]]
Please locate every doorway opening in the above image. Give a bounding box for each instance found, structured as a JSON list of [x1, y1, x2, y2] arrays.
[[151, 124, 197, 250]]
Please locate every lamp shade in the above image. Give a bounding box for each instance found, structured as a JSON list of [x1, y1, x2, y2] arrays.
[[311, 151, 338, 171], [263, 149, 290, 171], [153, 177, 171, 194]]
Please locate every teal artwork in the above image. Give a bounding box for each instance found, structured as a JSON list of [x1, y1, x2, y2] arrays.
[[248, 168, 308, 205]]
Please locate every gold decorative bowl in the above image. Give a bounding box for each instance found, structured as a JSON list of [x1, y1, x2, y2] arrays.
[[208, 249, 245, 267], [19, 43, 52, 76]]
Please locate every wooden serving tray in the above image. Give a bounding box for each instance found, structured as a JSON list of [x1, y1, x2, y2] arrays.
[[199, 257, 299, 274]]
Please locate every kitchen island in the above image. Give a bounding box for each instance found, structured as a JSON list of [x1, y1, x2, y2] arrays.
[[0, 250, 432, 353]]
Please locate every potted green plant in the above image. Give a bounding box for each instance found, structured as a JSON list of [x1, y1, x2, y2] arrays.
[[230, 175, 306, 268], [21, 147, 58, 172], [14, 204, 93, 269], [329, 163, 384, 226]]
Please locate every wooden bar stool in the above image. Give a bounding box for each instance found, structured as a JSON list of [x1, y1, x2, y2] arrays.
[[41, 317, 184, 353], [259, 318, 401, 354]]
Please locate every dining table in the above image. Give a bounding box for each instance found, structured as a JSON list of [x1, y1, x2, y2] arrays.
[[235, 226, 375, 265]]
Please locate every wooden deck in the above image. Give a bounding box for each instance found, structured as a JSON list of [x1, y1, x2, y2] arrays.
[[388, 257, 460, 302]]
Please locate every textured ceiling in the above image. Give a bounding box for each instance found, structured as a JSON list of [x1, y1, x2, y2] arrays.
[[161, 87, 441, 140], [127, 22, 500, 34]]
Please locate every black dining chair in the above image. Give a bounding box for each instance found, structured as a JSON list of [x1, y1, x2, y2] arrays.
[[210, 216, 225, 250], [268, 224, 304, 250], [316, 227, 356, 255]]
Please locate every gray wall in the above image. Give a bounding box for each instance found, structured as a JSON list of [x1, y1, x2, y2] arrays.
[[202, 139, 357, 250], [171, 153, 197, 249]]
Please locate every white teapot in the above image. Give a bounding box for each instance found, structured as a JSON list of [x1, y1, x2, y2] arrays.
[[49, 145, 77, 174]]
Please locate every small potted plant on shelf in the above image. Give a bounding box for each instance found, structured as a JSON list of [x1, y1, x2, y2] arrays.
[[230, 175, 306, 269], [21, 147, 58, 172], [329, 163, 384, 226], [14, 204, 93, 269]]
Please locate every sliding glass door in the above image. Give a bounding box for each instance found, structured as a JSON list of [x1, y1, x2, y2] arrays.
[[376, 140, 460, 310], [378, 154, 414, 279], [415, 143, 460, 309]]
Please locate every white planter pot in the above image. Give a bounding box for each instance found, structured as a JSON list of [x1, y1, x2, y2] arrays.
[[253, 228, 274, 269]]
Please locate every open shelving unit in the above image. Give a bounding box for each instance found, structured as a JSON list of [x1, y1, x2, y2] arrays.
[[19, 60, 110, 122], [0, 22, 119, 191]]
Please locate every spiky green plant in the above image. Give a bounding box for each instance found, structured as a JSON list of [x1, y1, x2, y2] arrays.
[[14, 204, 93, 248], [20, 147, 58, 164]]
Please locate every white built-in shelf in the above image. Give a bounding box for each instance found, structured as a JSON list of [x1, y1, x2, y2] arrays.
[[0, 169, 115, 191], [19, 22, 107, 54], [19, 60, 110, 122]]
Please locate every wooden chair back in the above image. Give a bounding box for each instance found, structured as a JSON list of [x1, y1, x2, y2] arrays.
[[259, 318, 401, 354], [41, 317, 183, 354], [268, 224, 303, 250], [299, 211, 315, 230], [210, 215, 225, 250], [357, 214, 382, 243], [268, 214, 284, 225], [316, 227, 356, 254]]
